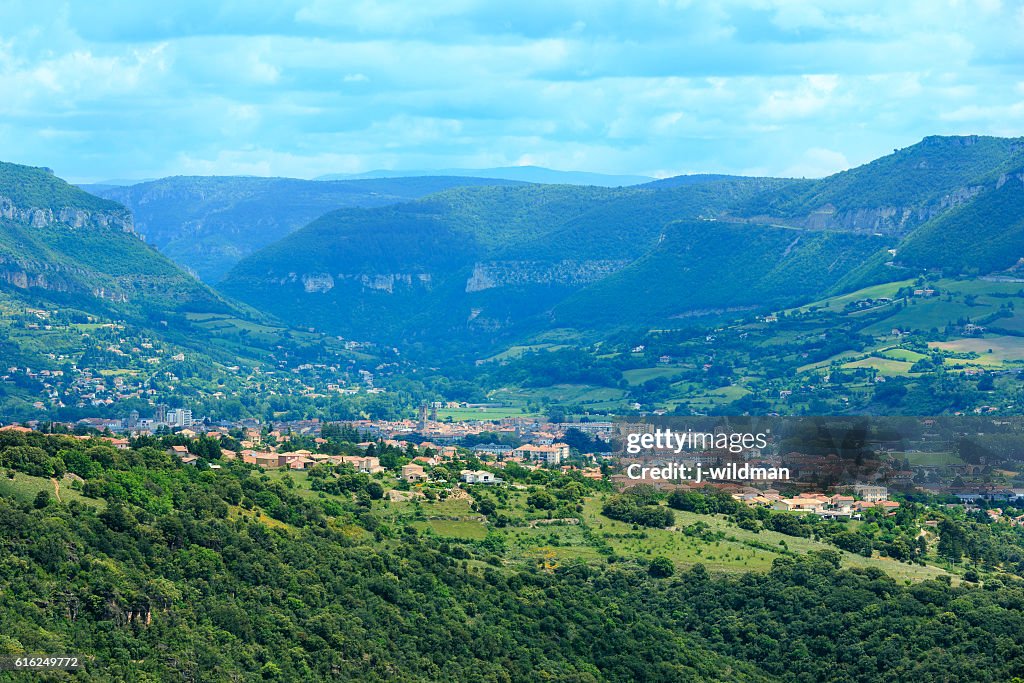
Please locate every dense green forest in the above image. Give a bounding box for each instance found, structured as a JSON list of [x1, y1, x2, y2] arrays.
[[896, 173, 1024, 275], [3, 431, 1024, 681]]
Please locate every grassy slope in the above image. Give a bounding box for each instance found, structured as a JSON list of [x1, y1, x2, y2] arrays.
[[270, 466, 951, 582]]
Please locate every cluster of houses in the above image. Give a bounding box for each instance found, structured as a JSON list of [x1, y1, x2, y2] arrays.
[[397, 463, 502, 485], [733, 484, 899, 518], [470, 442, 572, 467], [3, 303, 388, 416], [985, 508, 1024, 526], [157, 423, 598, 482], [167, 442, 387, 473]]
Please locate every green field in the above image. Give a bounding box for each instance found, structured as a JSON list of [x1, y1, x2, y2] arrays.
[[415, 519, 490, 540], [492, 384, 627, 409], [898, 451, 964, 467], [792, 279, 915, 314], [435, 406, 538, 421], [0, 472, 101, 507], [842, 356, 917, 376], [482, 343, 569, 362], [931, 335, 1024, 362], [622, 367, 683, 385], [576, 497, 950, 581], [878, 347, 928, 362]]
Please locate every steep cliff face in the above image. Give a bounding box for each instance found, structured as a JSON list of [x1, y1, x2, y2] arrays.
[[465, 260, 631, 292], [290, 272, 435, 294], [0, 195, 133, 232], [0, 162, 233, 315], [790, 184, 985, 234], [0, 267, 70, 291]]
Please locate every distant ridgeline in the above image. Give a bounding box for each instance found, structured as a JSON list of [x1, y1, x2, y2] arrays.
[[85, 175, 528, 283], [215, 135, 1024, 353]]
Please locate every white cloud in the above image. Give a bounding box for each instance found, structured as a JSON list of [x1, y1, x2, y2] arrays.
[[756, 74, 840, 120], [1, 0, 1023, 182], [779, 147, 851, 178]]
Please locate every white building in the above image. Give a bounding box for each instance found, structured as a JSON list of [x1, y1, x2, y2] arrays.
[[852, 484, 888, 503], [461, 470, 502, 484]]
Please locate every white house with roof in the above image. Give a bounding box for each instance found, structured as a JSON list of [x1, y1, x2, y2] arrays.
[[460, 469, 502, 484]]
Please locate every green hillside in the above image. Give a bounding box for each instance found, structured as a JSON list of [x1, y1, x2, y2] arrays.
[[774, 135, 1024, 216], [0, 163, 382, 423], [3, 430, 1024, 681], [0, 165, 223, 316], [896, 170, 1024, 275], [1, 162, 121, 212], [219, 136, 1024, 362]]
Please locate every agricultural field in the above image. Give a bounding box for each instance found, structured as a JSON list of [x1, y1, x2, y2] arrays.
[[842, 356, 917, 376], [0, 471, 100, 508], [896, 451, 964, 467], [435, 405, 538, 421], [622, 367, 684, 385], [931, 335, 1024, 363]]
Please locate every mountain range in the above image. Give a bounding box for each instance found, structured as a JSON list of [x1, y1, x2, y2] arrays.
[[216, 135, 1024, 354], [5, 134, 1024, 419]]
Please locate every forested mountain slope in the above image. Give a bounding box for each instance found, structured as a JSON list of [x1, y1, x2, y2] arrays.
[[220, 136, 1024, 354], [87, 175, 526, 282]]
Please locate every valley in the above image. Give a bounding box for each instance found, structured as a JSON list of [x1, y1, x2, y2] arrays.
[[4, 135, 1024, 426]]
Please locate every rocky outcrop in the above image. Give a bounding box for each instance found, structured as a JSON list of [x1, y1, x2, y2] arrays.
[[0, 269, 60, 290], [796, 186, 985, 235], [0, 255, 130, 301], [996, 172, 1024, 190], [286, 272, 433, 294], [465, 260, 630, 292], [0, 195, 134, 232], [302, 273, 335, 293], [743, 181, 988, 236], [92, 287, 129, 302]]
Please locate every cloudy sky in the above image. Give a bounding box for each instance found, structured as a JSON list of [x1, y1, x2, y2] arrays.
[[1, 0, 1023, 182]]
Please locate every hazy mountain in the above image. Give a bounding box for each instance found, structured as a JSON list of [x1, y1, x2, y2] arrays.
[[84, 175, 525, 282], [316, 165, 653, 187], [89, 177, 158, 186], [219, 136, 1024, 354]]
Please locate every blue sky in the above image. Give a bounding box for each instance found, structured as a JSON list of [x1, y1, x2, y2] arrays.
[[1, 0, 1022, 182]]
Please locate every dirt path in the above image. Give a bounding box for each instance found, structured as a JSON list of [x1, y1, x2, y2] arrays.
[[51, 477, 62, 502]]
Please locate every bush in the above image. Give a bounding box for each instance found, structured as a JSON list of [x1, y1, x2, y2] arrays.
[[648, 556, 675, 578]]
